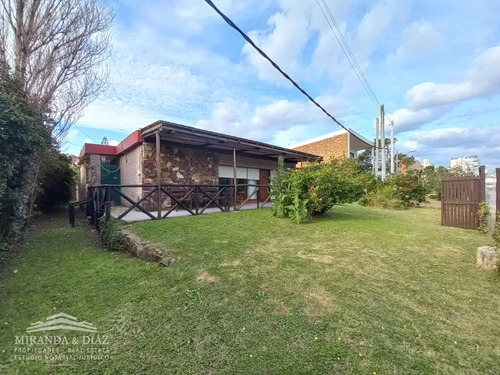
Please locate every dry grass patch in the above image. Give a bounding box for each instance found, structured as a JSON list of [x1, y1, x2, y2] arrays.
[[196, 270, 218, 283], [297, 252, 335, 264], [303, 287, 336, 321]]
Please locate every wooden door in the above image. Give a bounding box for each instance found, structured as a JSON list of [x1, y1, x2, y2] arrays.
[[259, 169, 270, 201]]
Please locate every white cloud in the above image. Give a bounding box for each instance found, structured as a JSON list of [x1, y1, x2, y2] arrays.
[[403, 127, 500, 168], [195, 94, 351, 145], [391, 107, 446, 132], [355, 0, 407, 60], [406, 46, 500, 110], [242, 1, 314, 86], [390, 46, 500, 131], [386, 21, 443, 63], [108, 140, 119, 146]]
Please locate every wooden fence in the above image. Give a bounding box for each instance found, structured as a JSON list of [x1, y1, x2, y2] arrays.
[[441, 166, 485, 229], [70, 183, 271, 228]]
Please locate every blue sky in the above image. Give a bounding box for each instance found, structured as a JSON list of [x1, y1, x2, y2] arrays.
[[62, 0, 500, 169]]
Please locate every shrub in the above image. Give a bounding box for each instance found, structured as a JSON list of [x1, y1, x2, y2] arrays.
[[359, 172, 428, 209], [478, 203, 490, 234], [493, 213, 500, 248], [358, 184, 405, 209], [35, 151, 77, 212], [98, 217, 125, 251], [271, 157, 374, 222]]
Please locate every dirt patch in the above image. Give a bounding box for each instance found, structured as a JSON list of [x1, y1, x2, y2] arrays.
[[196, 270, 218, 283]]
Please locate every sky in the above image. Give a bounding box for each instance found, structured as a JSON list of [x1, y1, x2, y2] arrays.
[[62, 0, 500, 170]]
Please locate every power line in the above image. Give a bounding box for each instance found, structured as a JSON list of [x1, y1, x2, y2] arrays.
[[74, 124, 99, 144], [316, 0, 393, 124], [203, 0, 385, 150], [317, 0, 379, 107]]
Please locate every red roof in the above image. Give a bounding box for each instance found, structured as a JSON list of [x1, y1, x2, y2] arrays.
[[79, 130, 143, 158]]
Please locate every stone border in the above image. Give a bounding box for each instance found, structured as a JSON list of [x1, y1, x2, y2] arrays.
[[476, 246, 499, 271], [121, 229, 172, 266]]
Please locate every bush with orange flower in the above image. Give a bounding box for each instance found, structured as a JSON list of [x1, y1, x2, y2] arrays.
[[271, 157, 374, 222]]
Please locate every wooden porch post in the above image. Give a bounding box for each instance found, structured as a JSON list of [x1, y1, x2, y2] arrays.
[[233, 147, 237, 211], [156, 131, 162, 219]]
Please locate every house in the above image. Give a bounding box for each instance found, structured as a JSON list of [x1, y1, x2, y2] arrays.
[[289, 128, 372, 164], [78, 120, 320, 213]]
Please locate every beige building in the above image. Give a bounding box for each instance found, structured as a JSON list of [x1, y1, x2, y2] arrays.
[[290, 129, 372, 164], [78, 121, 320, 210]]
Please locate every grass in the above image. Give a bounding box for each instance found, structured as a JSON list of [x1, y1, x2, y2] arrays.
[[0, 205, 499, 374]]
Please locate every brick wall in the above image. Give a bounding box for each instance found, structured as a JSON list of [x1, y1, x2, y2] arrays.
[[293, 133, 348, 163]]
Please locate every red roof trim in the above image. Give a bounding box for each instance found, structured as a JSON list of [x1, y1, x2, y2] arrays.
[[79, 130, 143, 157]]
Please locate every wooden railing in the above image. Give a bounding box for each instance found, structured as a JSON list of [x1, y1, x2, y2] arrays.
[[73, 183, 271, 228]]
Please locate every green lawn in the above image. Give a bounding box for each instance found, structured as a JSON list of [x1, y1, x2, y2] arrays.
[[0, 205, 499, 374]]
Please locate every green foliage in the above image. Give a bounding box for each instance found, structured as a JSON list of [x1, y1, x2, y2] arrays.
[[478, 203, 490, 234], [98, 217, 125, 251], [271, 157, 374, 222], [422, 165, 474, 200], [35, 151, 77, 212], [493, 213, 500, 248], [359, 172, 428, 209], [256, 290, 268, 301], [287, 194, 309, 223], [358, 184, 405, 209], [0, 73, 51, 243]]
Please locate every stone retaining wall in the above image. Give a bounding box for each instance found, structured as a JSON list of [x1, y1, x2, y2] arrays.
[[122, 229, 171, 266]]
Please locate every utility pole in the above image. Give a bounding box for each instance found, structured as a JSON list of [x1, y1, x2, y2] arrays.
[[381, 105, 386, 180], [390, 120, 395, 175], [371, 147, 375, 173], [374, 118, 379, 177]]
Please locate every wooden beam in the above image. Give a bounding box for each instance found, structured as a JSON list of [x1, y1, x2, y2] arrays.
[[156, 131, 162, 219], [233, 148, 237, 211]]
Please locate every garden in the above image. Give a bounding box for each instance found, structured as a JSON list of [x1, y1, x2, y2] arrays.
[[0, 201, 499, 374]]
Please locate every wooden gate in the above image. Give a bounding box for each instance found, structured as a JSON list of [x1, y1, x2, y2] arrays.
[[441, 166, 485, 229]]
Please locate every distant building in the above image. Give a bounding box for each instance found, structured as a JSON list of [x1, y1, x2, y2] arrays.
[[422, 158, 434, 168], [450, 156, 480, 175]]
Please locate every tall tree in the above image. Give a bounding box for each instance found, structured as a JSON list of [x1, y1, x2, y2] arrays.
[[0, 0, 113, 137]]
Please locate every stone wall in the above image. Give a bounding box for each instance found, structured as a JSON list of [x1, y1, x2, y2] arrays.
[[141, 142, 219, 210], [142, 142, 219, 184], [293, 133, 348, 163]]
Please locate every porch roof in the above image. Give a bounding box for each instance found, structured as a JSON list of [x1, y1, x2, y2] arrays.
[[141, 120, 321, 163]]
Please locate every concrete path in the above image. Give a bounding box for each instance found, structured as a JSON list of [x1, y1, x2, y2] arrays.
[[111, 202, 271, 222]]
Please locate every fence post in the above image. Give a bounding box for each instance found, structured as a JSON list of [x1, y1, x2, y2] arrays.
[[194, 185, 199, 215], [496, 168, 500, 218], [156, 131, 162, 220], [69, 205, 75, 228], [479, 165, 486, 203], [105, 186, 111, 219]]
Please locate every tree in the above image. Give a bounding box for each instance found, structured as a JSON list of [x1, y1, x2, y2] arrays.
[[0, 72, 50, 243], [35, 151, 76, 212], [0, 0, 113, 137]]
